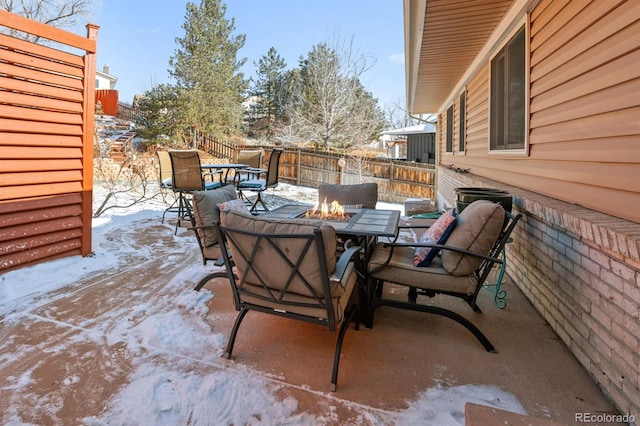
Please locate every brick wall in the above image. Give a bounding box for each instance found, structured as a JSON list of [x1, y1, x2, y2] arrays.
[[439, 167, 640, 420]]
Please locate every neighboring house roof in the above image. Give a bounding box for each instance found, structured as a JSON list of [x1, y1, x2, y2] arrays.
[[383, 123, 436, 136], [404, 0, 516, 113], [96, 66, 117, 90]]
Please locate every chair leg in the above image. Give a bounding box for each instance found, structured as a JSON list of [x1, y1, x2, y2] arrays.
[[194, 271, 228, 291], [223, 308, 249, 359], [370, 298, 496, 353], [161, 197, 179, 223], [331, 306, 359, 392], [249, 192, 269, 213]]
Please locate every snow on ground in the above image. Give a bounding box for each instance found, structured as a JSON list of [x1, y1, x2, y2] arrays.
[[0, 182, 526, 425]]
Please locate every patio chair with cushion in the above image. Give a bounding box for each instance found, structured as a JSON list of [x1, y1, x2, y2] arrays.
[[317, 183, 378, 209], [169, 150, 223, 232], [214, 209, 361, 391], [189, 184, 239, 291], [157, 150, 180, 223], [228, 149, 263, 186], [366, 200, 521, 352], [236, 148, 284, 212]]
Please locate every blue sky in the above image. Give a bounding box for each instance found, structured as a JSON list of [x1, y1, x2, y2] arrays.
[[93, 0, 405, 108]]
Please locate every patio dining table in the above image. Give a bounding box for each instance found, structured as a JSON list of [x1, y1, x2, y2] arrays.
[[262, 204, 401, 321], [201, 163, 250, 185]]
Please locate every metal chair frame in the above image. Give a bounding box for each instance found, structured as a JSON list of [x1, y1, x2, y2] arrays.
[[236, 148, 283, 212], [214, 218, 360, 391], [367, 210, 521, 352]]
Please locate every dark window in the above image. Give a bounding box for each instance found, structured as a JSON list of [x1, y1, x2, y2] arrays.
[[490, 26, 526, 150], [459, 92, 466, 152], [446, 105, 453, 153]]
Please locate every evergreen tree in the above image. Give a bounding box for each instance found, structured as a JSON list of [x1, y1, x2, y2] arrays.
[[247, 47, 287, 139], [169, 0, 248, 144]]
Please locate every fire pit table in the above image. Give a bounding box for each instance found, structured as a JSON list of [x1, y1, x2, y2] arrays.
[[261, 204, 400, 239], [262, 204, 401, 323]]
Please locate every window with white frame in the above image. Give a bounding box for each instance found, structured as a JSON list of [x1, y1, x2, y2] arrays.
[[490, 26, 526, 151]]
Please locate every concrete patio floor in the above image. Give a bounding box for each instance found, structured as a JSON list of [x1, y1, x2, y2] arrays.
[[0, 214, 625, 425]]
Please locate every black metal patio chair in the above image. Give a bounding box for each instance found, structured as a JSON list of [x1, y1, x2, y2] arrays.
[[214, 209, 361, 391], [236, 148, 283, 212], [168, 150, 222, 233], [366, 200, 521, 352]]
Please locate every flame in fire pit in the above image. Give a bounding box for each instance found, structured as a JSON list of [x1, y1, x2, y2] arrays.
[[305, 198, 345, 220]]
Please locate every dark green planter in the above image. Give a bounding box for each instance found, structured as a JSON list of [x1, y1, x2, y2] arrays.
[[455, 187, 512, 213]]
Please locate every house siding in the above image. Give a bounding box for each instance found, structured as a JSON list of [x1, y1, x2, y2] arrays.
[[440, 0, 640, 224], [433, 0, 640, 418], [0, 11, 97, 272]]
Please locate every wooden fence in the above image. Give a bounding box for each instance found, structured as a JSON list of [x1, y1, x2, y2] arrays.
[[200, 135, 435, 203], [0, 10, 98, 272]]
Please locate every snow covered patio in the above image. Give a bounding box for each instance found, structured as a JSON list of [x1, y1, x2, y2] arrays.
[[0, 184, 623, 425]]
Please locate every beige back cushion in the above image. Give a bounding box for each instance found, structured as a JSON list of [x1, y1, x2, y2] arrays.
[[192, 185, 238, 247], [222, 210, 337, 298], [441, 200, 505, 276]]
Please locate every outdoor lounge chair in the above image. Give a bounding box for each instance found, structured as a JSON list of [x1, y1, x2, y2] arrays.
[[236, 148, 283, 212], [214, 209, 361, 391], [317, 183, 378, 209], [366, 200, 521, 352], [189, 184, 239, 291]]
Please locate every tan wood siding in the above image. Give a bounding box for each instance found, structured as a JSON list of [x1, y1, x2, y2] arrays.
[[0, 10, 97, 272], [437, 0, 640, 223]]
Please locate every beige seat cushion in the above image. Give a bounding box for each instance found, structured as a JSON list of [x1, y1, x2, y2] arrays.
[[441, 200, 505, 276], [221, 210, 337, 299], [192, 185, 237, 247], [369, 244, 478, 295]]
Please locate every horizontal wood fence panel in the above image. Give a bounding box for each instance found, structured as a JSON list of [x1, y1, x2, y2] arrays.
[[1, 76, 84, 102], [0, 11, 95, 273], [0, 33, 84, 66], [0, 159, 83, 173], [0, 204, 83, 228], [0, 133, 82, 147], [0, 228, 83, 257], [0, 193, 82, 214], [0, 182, 84, 201], [0, 105, 83, 125], [2, 48, 83, 79], [0, 238, 82, 270], [0, 146, 83, 159], [3, 119, 83, 135], [1, 170, 83, 187], [0, 62, 84, 91], [0, 216, 83, 242], [2, 90, 83, 113]]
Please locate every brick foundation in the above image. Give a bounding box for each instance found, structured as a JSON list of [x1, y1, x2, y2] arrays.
[[438, 167, 640, 420]]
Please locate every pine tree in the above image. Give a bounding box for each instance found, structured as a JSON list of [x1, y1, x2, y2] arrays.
[[247, 47, 287, 139], [169, 0, 248, 144]]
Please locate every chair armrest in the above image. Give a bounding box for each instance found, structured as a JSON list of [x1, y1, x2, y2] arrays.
[[334, 246, 360, 282], [383, 241, 503, 265]]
